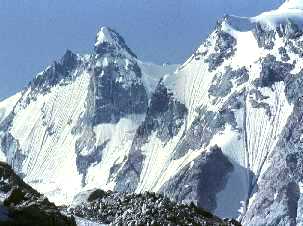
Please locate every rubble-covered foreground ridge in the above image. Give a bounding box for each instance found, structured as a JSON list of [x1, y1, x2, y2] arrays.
[[0, 0, 303, 225], [67, 189, 241, 226], [0, 162, 76, 226], [0, 161, 239, 226]]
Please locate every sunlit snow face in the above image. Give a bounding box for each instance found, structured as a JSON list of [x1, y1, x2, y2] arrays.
[[280, 0, 303, 10], [250, 0, 303, 29]]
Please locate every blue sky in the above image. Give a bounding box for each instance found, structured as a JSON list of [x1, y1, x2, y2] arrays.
[[0, 0, 282, 100]]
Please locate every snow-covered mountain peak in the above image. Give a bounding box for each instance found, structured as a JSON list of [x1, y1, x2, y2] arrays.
[[280, 0, 303, 10], [215, 0, 303, 35], [94, 26, 137, 58], [251, 0, 303, 29], [95, 26, 116, 46]]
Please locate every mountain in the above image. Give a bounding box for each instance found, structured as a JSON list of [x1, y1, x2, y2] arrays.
[[0, 162, 76, 226], [0, 0, 303, 225], [0, 26, 177, 206]]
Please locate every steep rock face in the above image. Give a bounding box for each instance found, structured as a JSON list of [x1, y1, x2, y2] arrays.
[[114, 80, 188, 193], [0, 1, 303, 225], [0, 162, 76, 226], [93, 27, 148, 124], [160, 146, 234, 212]]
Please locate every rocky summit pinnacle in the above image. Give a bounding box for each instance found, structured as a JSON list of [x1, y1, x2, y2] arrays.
[[94, 26, 137, 57], [95, 26, 117, 47]]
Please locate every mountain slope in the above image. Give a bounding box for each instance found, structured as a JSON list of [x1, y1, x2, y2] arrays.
[[0, 27, 177, 205], [154, 1, 303, 224], [0, 162, 76, 226], [0, 1, 303, 225]]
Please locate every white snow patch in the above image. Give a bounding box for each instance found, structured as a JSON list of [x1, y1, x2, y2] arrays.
[[102, 57, 109, 67], [246, 82, 293, 177], [280, 0, 303, 10], [136, 125, 202, 193], [209, 124, 249, 218], [0, 92, 21, 124], [221, 21, 261, 68], [95, 27, 115, 47], [75, 217, 107, 226], [85, 114, 145, 191], [164, 60, 213, 127], [138, 61, 178, 98]]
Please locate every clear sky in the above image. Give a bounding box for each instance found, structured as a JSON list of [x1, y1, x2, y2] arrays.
[[0, 0, 283, 100]]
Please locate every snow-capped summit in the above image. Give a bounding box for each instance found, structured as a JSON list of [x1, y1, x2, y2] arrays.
[[95, 26, 116, 46], [94, 26, 136, 58], [220, 0, 303, 33], [252, 0, 303, 29], [280, 0, 303, 10]]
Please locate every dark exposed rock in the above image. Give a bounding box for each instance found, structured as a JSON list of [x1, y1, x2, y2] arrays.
[[93, 61, 148, 124], [94, 27, 137, 58], [114, 81, 187, 192], [279, 47, 290, 62], [173, 97, 240, 160], [286, 39, 303, 57], [248, 89, 271, 116], [173, 108, 223, 160], [209, 72, 233, 98], [61, 49, 78, 72], [76, 140, 109, 186], [3, 187, 26, 206], [253, 23, 276, 49], [0, 162, 76, 226], [0, 133, 25, 175], [209, 66, 249, 98], [87, 189, 108, 202], [114, 151, 144, 193], [67, 189, 241, 226], [242, 150, 301, 226], [277, 19, 303, 40], [161, 146, 234, 213], [30, 50, 80, 93], [142, 81, 187, 142], [249, 99, 271, 116], [285, 69, 303, 103], [255, 55, 294, 87], [205, 27, 237, 71]]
